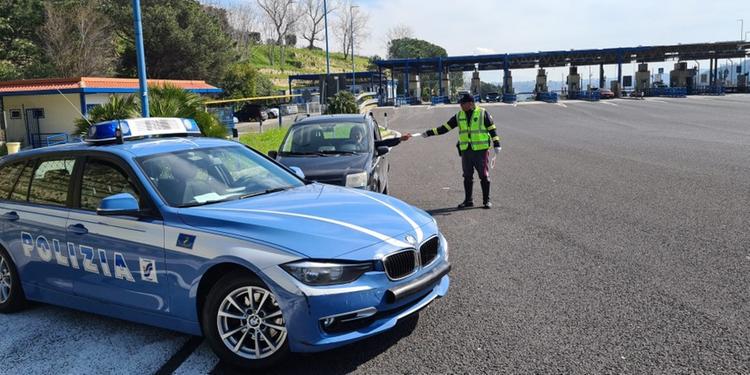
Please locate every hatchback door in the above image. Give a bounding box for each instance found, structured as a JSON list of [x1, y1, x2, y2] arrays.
[[66, 156, 168, 314], [0, 158, 77, 295]]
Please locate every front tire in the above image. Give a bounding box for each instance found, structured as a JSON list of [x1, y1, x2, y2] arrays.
[[0, 247, 26, 313], [202, 272, 289, 370]]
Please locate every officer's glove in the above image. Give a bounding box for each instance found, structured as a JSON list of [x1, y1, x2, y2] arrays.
[[491, 146, 501, 169]]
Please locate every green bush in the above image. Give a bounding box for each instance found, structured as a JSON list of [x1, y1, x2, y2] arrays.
[[325, 91, 358, 114]]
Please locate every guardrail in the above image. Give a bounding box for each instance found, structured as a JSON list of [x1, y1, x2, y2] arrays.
[[430, 96, 450, 105], [646, 87, 687, 97], [536, 92, 559, 103], [691, 86, 725, 96], [568, 90, 601, 101]]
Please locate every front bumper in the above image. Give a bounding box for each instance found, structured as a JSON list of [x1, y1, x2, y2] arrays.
[[264, 235, 451, 353]]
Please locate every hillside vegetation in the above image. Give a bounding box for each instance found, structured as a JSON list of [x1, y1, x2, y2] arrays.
[[249, 45, 371, 88]]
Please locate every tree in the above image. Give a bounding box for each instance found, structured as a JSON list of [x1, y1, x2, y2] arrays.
[[40, 1, 116, 77], [284, 33, 297, 47], [325, 91, 357, 114], [74, 95, 139, 136], [384, 24, 414, 52], [219, 62, 274, 99], [387, 38, 463, 96], [300, 0, 337, 49], [0, 0, 51, 80], [106, 0, 235, 84], [256, 0, 298, 45], [221, 2, 261, 60], [333, 1, 368, 60]]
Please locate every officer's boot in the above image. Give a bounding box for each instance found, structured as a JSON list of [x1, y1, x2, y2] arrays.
[[481, 180, 492, 209], [458, 179, 474, 209]]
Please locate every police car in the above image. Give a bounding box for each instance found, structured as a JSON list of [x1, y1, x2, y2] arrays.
[[0, 118, 450, 369]]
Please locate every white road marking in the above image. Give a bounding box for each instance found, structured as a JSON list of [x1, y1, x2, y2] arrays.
[[173, 342, 219, 375], [601, 101, 618, 106], [556, 103, 568, 108]]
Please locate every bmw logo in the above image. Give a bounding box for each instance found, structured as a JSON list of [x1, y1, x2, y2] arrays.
[[405, 235, 417, 246]]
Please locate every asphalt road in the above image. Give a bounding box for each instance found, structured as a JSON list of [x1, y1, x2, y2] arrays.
[[1, 96, 749, 374]]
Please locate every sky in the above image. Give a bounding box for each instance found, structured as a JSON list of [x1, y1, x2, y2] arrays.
[[356, 0, 750, 82], [213, 0, 750, 83]]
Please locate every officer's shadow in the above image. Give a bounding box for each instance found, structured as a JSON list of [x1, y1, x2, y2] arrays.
[[214, 314, 421, 375], [427, 206, 482, 216]]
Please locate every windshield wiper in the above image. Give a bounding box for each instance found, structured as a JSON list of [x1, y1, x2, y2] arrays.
[[239, 186, 290, 200], [177, 196, 240, 208], [319, 150, 358, 155], [281, 151, 329, 156]]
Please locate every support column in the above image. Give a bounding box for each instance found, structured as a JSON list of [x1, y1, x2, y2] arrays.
[[502, 55, 516, 103], [79, 93, 87, 117], [599, 64, 605, 88], [378, 67, 383, 103], [635, 63, 650, 93], [567, 66, 581, 94], [404, 68, 409, 99], [437, 58, 444, 97]]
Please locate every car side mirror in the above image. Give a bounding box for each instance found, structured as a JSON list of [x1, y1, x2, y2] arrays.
[[97, 193, 141, 217], [289, 166, 305, 179], [268, 150, 278, 159], [376, 146, 390, 156]]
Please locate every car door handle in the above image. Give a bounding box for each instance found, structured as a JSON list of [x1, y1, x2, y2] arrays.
[[1, 211, 19, 221], [67, 223, 89, 235]]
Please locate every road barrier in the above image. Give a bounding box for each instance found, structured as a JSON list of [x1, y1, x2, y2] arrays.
[[691, 86, 725, 96], [568, 90, 600, 101], [431, 96, 450, 105], [646, 87, 687, 97], [536, 92, 559, 103]]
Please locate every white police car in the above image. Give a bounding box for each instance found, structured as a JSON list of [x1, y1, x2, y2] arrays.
[[0, 118, 450, 369]]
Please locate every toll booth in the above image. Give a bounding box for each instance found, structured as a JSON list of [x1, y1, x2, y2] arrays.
[[670, 62, 697, 90], [567, 67, 581, 94], [635, 63, 650, 93]]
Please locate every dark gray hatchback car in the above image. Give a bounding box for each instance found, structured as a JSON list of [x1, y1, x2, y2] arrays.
[[268, 114, 397, 194]]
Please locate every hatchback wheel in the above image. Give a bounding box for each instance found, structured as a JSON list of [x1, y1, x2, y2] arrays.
[[0, 247, 26, 313], [202, 272, 289, 369]]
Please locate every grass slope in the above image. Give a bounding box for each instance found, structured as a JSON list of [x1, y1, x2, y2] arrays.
[[249, 45, 370, 88]]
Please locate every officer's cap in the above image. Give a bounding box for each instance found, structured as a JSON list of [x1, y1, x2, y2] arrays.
[[459, 93, 475, 104]]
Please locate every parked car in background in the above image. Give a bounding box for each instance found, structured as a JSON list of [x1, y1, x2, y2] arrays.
[[235, 104, 268, 122], [485, 92, 500, 102], [599, 88, 615, 99], [268, 114, 392, 194], [266, 108, 280, 119]]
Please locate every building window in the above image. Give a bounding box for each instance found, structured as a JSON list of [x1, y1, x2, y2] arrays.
[[29, 108, 45, 119], [9, 109, 21, 119], [86, 104, 100, 113]]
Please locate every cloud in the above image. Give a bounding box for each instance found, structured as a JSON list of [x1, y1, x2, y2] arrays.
[[475, 47, 496, 55]]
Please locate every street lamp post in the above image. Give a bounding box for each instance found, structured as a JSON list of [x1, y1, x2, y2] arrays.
[[323, 0, 330, 104], [738, 19, 744, 41], [350, 5, 359, 93], [133, 0, 149, 117]]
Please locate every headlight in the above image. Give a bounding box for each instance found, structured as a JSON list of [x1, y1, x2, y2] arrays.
[[345, 172, 368, 188], [281, 261, 373, 286]]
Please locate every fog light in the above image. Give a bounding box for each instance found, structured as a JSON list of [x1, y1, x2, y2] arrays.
[[322, 317, 336, 328]]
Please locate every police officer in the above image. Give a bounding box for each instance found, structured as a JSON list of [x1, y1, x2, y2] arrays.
[[418, 94, 501, 209]]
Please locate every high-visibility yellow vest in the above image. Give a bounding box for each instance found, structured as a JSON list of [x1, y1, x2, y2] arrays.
[[457, 106, 490, 151]]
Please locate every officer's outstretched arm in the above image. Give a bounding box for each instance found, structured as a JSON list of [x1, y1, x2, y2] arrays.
[[424, 116, 458, 137]]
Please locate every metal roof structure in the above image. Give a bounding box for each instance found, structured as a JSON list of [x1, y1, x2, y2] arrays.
[[374, 41, 750, 73]]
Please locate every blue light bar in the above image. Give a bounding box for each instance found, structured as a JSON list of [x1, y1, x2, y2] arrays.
[[86, 118, 201, 143]]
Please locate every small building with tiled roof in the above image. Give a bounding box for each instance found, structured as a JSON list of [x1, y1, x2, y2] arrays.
[[0, 77, 221, 148]]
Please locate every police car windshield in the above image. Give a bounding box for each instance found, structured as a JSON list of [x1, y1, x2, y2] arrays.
[[138, 146, 303, 207], [280, 122, 370, 155]]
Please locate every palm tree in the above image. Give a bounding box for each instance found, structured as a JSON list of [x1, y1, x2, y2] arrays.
[[74, 95, 139, 136]]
